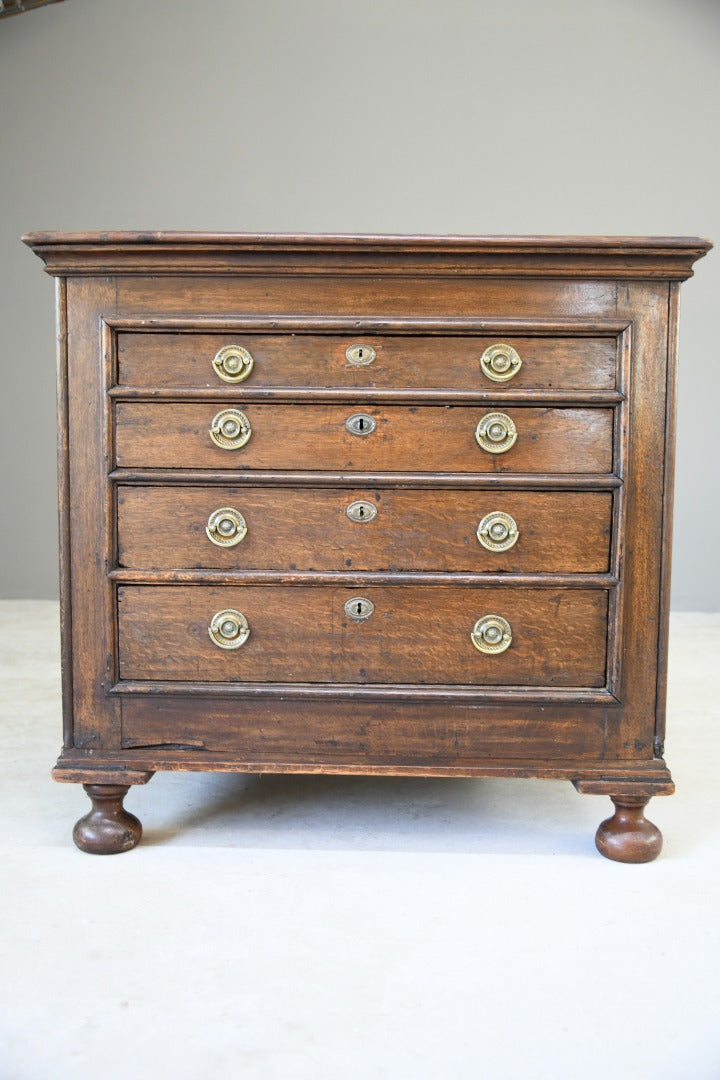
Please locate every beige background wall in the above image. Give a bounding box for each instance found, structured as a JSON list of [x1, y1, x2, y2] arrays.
[[1, 0, 718, 606]]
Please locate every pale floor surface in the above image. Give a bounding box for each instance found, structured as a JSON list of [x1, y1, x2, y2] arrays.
[[0, 602, 719, 1080]]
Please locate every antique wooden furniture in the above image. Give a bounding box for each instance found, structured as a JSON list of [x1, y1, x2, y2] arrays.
[[24, 232, 711, 860]]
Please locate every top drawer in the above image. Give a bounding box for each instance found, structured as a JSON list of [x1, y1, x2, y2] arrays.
[[117, 331, 617, 391]]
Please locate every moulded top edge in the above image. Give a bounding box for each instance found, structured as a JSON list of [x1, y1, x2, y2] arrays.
[[21, 230, 713, 249], [21, 231, 712, 279]]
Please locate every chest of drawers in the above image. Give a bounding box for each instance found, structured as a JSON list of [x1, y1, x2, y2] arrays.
[[24, 232, 710, 860]]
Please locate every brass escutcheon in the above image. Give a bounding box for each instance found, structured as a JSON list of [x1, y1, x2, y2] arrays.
[[206, 507, 248, 548], [344, 596, 375, 621], [345, 343, 377, 367], [471, 615, 512, 655], [346, 500, 377, 523], [477, 511, 519, 552], [209, 408, 252, 450], [475, 411, 517, 454], [212, 344, 254, 384], [346, 413, 377, 436], [480, 343, 522, 383], [208, 608, 250, 650]]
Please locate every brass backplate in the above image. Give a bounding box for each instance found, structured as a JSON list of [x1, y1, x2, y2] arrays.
[[206, 507, 248, 547], [212, 344, 254, 384], [477, 511, 519, 552], [480, 343, 522, 383], [208, 608, 250, 650], [209, 408, 252, 450], [475, 411, 517, 454]]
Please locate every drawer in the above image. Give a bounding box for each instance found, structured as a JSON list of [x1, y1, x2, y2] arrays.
[[117, 487, 613, 573], [117, 585, 608, 687], [117, 332, 617, 390], [114, 404, 614, 473]]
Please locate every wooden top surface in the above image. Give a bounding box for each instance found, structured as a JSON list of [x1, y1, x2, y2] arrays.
[[22, 231, 712, 279]]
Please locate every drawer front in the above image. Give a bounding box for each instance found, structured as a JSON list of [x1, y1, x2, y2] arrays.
[[117, 585, 608, 687], [114, 404, 614, 473], [117, 486, 613, 573], [117, 332, 617, 390]]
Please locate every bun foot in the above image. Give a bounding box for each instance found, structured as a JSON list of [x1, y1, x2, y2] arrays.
[[73, 784, 142, 854], [595, 796, 663, 863]]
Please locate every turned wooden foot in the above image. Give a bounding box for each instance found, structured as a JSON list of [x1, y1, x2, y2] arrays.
[[73, 784, 142, 855], [595, 796, 663, 863]]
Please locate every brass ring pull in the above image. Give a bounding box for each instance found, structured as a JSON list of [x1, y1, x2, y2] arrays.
[[475, 411, 517, 454], [480, 343, 522, 383], [477, 512, 519, 552], [345, 343, 377, 367], [209, 408, 252, 450], [209, 608, 250, 650], [471, 615, 512, 655], [206, 507, 248, 548], [212, 344, 254, 384]]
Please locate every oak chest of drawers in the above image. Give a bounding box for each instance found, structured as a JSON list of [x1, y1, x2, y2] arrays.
[[25, 232, 711, 860]]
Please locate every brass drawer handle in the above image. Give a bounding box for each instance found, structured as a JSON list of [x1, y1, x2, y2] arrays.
[[212, 344, 254, 383], [209, 408, 252, 450], [471, 615, 512, 655], [346, 343, 377, 366], [480, 343, 522, 383], [209, 608, 250, 650], [346, 413, 376, 436], [346, 500, 377, 523], [206, 507, 247, 547], [477, 511, 519, 552], [344, 596, 375, 621], [475, 411, 517, 454]]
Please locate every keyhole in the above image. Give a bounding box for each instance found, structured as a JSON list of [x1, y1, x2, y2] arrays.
[[358, 348, 363, 360], [359, 506, 365, 518], [356, 602, 363, 615], [358, 417, 365, 431]]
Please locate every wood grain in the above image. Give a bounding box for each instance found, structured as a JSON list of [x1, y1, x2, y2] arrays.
[[114, 403, 614, 473], [117, 584, 608, 687], [118, 694, 607, 761], [23, 232, 712, 280], [54, 277, 73, 747], [22, 232, 712, 852], [117, 331, 617, 390], [117, 486, 612, 573]]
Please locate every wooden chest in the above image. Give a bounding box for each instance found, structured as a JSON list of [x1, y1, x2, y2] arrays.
[[24, 232, 710, 860]]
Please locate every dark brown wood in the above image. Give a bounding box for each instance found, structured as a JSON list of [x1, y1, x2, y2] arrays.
[[110, 469, 622, 489], [118, 331, 617, 390], [24, 232, 710, 855], [594, 796, 663, 863], [109, 387, 624, 406], [53, 745, 674, 785], [66, 279, 121, 750], [54, 277, 73, 748], [117, 487, 612, 573], [117, 584, 609, 687], [114, 403, 614, 473], [655, 283, 680, 756], [0, 0, 64, 18], [53, 766, 154, 786], [113, 681, 614, 704], [23, 232, 711, 279], [110, 571, 617, 589], [72, 785, 142, 855], [117, 696, 608, 761]]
